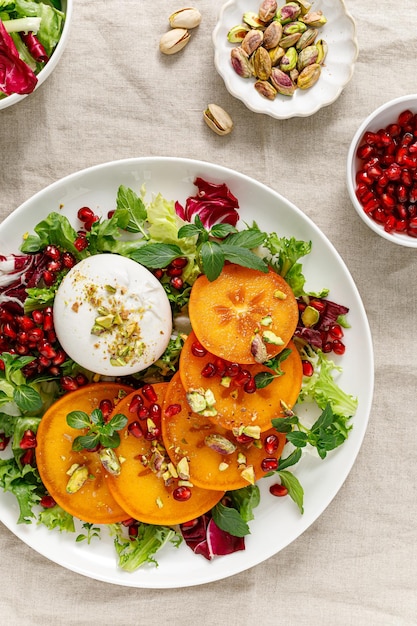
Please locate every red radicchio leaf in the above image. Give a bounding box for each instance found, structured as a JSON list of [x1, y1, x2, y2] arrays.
[[318, 299, 349, 329], [20, 32, 49, 63], [175, 177, 240, 228], [206, 518, 245, 556], [0, 21, 37, 95], [0, 253, 45, 314]]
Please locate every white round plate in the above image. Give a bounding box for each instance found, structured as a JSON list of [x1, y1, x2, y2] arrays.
[[0, 157, 373, 588], [213, 0, 358, 119], [0, 0, 72, 110]]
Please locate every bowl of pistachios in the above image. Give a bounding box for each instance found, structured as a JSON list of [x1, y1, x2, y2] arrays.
[[212, 0, 358, 119]]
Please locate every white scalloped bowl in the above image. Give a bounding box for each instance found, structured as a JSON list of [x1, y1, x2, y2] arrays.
[[0, 0, 72, 111], [347, 94, 417, 248], [213, 0, 358, 119]]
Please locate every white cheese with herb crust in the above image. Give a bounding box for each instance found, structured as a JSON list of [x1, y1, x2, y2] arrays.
[[53, 254, 172, 376]]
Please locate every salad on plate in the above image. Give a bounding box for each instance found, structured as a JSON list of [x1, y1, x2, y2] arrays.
[[0, 0, 65, 98], [0, 175, 358, 573]]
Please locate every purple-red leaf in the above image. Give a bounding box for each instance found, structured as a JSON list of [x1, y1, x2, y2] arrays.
[[175, 178, 240, 228], [0, 21, 38, 96]]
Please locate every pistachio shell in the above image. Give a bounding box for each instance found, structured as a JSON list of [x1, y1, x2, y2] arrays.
[[282, 20, 307, 35], [295, 27, 318, 50], [270, 67, 297, 96], [279, 46, 298, 72], [297, 62, 321, 89], [159, 28, 190, 55], [258, 0, 278, 23], [169, 7, 202, 29], [203, 104, 233, 136], [242, 11, 267, 29], [300, 10, 327, 28], [263, 21, 282, 49], [241, 29, 263, 55], [253, 46, 272, 80], [268, 44, 285, 66], [316, 38, 328, 64], [231, 46, 253, 78], [276, 2, 301, 24], [227, 23, 250, 43], [294, 0, 312, 15], [279, 32, 302, 48], [254, 80, 277, 100], [297, 44, 319, 71]]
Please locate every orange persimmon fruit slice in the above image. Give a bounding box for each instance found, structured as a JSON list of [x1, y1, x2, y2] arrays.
[[188, 263, 299, 364], [36, 382, 133, 524], [162, 373, 287, 492], [106, 383, 224, 525], [179, 331, 302, 432]]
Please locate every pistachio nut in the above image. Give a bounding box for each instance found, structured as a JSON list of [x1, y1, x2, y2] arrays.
[[240, 465, 255, 485], [263, 21, 282, 49], [159, 28, 190, 55], [66, 464, 89, 494], [295, 27, 318, 51], [297, 62, 321, 89], [227, 23, 250, 43], [293, 0, 312, 15], [254, 80, 277, 100], [231, 46, 253, 78], [279, 46, 297, 72], [258, 0, 278, 23], [169, 7, 202, 29], [251, 333, 269, 362], [297, 44, 319, 71], [268, 44, 285, 66], [282, 20, 307, 35], [270, 67, 297, 96], [204, 433, 236, 455], [300, 10, 327, 28], [241, 29, 263, 55], [203, 104, 233, 136], [99, 448, 121, 476], [276, 2, 301, 24], [253, 46, 272, 80], [289, 68, 299, 83], [279, 32, 302, 48], [242, 11, 267, 29], [316, 38, 328, 64]]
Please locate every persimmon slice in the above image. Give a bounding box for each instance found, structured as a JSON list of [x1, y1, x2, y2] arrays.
[[179, 331, 302, 432], [188, 264, 299, 364], [106, 384, 224, 525], [36, 383, 133, 524], [162, 373, 287, 492]]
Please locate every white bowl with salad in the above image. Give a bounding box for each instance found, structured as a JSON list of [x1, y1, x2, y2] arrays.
[[0, 157, 373, 588], [0, 0, 72, 110]]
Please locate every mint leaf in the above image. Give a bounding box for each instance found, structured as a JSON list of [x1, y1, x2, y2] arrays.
[[226, 229, 266, 249], [221, 245, 268, 272], [13, 385, 43, 413], [211, 501, 250, 537], [116, 185, 147, 233], [130, 243, 182, 268], [277, 448, 302, 471], [66, 410, 91, 430], [277, 470, 304, 514], [228, 484, 260, 522], [200, 240, 225, 281]]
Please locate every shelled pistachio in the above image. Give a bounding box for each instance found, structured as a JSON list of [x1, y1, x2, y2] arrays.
[[226, 0, 328, 100]]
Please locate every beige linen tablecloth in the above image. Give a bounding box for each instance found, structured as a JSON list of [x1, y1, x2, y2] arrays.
[[1, 1, 416, 624]]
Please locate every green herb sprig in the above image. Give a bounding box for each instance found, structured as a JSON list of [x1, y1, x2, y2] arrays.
[[66, 409, 127, 451]]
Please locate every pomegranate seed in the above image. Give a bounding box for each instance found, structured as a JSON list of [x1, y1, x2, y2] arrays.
[[171, 257, 188, 269], [264, 434, 279, 455], [128, 525, 138, 539], [84, 216, 99, 231], [38, 341, 57, 359], [20, 429, 37, 449], [121, 517, 136, 527], [180, 518, 199, 529], [302, 360, 314, 377], [261, 457, 279, 472], [332, 340, 346, 355], [137, 406, 150, 420], [235, 433, 253, 444], [40, 495, 56, 508], [42, 270, 56, 286], [153, 269, 164, 280], [269, 483, 288, 497], [74, 236, 88, 251], [44, 244, 61, 260], [243, 377, 257, 394], [128, 421, 143, 438], [141, 384, 157, 403], [32, 310, 44, 325], [62, 252, 76, 268], [170, 277, 183, 290], [3, 322, 17, 340], [60, 376, 78, 392], [191, 340, 207, 357], [166, 266, 183, 277], [52, 349, 66, 366], [149, 403, 161, 421], [47, 259, 62, 273], [99, 399, 113, 420], [77, 206, 95, 222], [0, 433, 10, 450], [234, 369, 251, 387], [173, 486, 192, 502], [21, 449, 35, 465], [201, 362, 216, 378], [17, 315, 35, 331], [164, 403, 181, 417], [328, 323, 344, 340], [128, 394, 143, 413], [225, 363, 241, 377]]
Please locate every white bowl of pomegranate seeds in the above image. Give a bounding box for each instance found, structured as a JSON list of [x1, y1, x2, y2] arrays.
[[347, 94, 417, 247]]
